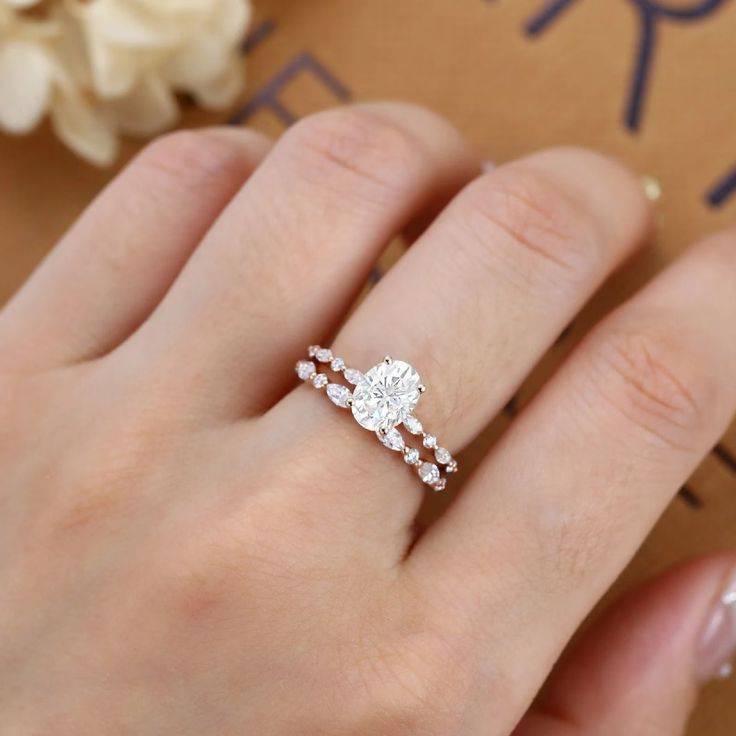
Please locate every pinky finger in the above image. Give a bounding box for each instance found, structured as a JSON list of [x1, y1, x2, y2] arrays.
[[514, 555, 736, 736], [0, 127, 270, 371]]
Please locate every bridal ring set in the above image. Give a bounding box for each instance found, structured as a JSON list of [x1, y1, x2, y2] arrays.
[[295, 346, 457, 491]]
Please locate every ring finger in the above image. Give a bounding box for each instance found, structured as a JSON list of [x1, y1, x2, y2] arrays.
[[271, 145, 652, 530]]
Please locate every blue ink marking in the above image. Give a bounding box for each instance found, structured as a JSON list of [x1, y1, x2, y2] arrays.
[[525, 0, 579, 35], [242, 19, 277, 55], [626, 0, 728, 131], [524, 0, 728, 131], [706, 167, 736, 207], [229, 52, 352, 127]]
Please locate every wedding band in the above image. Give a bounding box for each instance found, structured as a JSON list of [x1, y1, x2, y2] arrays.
[[295, 346, 457, 491]]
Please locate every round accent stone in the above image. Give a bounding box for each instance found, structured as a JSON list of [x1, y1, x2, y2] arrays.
[[404, 448, 420, 465], [351, 359, 422, 432]]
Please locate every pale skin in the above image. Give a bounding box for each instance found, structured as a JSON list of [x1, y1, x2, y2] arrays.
[[1, 102, 735, 735]]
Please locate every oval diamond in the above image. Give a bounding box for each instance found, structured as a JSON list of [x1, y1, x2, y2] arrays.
[[351, 360, 422, 432]]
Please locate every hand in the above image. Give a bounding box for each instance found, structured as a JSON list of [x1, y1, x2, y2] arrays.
[[1, 102, 734, 736]]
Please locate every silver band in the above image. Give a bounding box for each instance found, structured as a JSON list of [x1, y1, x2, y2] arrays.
[[296, 346, 457, 491]]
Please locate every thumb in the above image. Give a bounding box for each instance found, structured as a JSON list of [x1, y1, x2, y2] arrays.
[[514, 554, 736, 736]]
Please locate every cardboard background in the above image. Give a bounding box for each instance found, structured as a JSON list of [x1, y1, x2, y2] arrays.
[[1, 0, 735, 732]]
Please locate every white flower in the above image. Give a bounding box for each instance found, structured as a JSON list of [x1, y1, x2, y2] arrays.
[[0, 0, 250, 165]]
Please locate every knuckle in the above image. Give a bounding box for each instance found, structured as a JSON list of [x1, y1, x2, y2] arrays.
[[589, 322, 712, 450], [282, 107, 422, 201], [458, 164, 601, 289], [136, 129, 252, 190]]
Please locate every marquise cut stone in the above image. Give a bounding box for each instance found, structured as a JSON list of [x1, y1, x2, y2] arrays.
[[351, 360, 422, 431], [326, 383, 351, 408], [435, 447, 452, 465], [377, 428, 405, 452], [418, 462, 440, 485], [403, 415, 423, 435], [343, 368, 364, 385]]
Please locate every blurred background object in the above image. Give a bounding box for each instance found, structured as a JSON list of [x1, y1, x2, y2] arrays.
[[1, 1, 735, 733], [0, 0, 251, 164]]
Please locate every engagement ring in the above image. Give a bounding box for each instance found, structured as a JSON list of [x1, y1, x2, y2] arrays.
[[296, 347, 457, 491]]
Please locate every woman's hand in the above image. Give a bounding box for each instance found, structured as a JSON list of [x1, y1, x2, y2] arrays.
[[1, 102, 734, 736]]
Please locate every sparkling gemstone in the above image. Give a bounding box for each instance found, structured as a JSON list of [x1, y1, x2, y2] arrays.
[[308, 345, 320, 357], [446, 459, 458, 474], [418, 462, 440, 485], [432, 478, 447, 492], [423, 434, 437, 449], [404, 448, 420, 465], [330, 357, 345, 372], [312, 373, 328, 389], [296, 360, 316, 381], [326, 383, 351, 408], [315, 348, 333, 363], [403, 415, 423, 435], [435, 447, 452, 465], [351, 359, 422, 431], [343, 368, 364, 385], [377, 428, 405, 452]]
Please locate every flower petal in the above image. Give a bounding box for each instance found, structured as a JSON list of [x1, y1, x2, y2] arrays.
[[161, 32, 229, 88], [188, 51, 244, 109], [0, 40, 52, 133], [105, 74, 178, 136], [50, 86, 118, 166], [209, 0, 251, 46]]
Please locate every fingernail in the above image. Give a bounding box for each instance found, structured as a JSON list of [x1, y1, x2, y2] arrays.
[[696, 567, 736, 682]]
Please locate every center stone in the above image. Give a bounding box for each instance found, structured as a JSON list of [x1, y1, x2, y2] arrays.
[[351, 359, 422, 431]]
